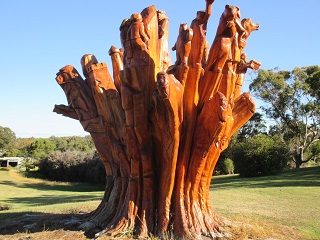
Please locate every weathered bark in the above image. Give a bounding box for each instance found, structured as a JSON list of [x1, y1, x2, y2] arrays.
[[54, 2, 260, 239]]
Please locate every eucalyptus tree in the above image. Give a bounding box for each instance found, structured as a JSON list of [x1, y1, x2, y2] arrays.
[[0, 126, 16, 156], [249, 66, 320, 168]]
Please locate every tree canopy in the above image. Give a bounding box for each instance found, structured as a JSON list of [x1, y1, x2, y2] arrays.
[[249, 66, 320, 168], [0, 126, 16, 156]]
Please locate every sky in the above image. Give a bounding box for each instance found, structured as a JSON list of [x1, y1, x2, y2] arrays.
[[0, 0, 318, 138]]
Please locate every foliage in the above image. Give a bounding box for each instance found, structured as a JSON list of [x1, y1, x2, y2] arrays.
[[249, 66, 320, 168], [25, 138, 56, 162], [19, 157, 36, 171], [305, 65, 320, 100], [38, 150, 105, 184], [6, 135, 95, 163], [222, 158, 234, 174], [0, 126, 16, 156], [237, 112, 267, 140], [233, 134, 290, 177], [49, 136, 95, 152]]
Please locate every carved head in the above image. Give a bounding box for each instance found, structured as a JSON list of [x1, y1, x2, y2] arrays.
[[156, 72, 169, 98], [222, 5, 241, 21], [157, 10, 167, 21], [196, 10, 206, 21], [179, 23, 188, 33], [241, 18, 259, 34], [80, 54, 98, 79], [119, 18, 131, 31], [131, 13, 142, 22], [56, 65, 80, 85], [240, 53, 248, 62], [215, 91, 227, 122]]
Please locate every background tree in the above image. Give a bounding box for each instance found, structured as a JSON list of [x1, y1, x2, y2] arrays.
[[237, 112, 267, 140], [249, 66, 320, 168], [216, 112, 266, 175], [49, 136, 95, 152], [39, 150, 105, 184], [25, 138, 56, 164], [233, 134, 290, 177], [0, 126, 16, 156]]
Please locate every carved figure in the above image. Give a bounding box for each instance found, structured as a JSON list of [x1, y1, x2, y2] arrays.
[[206, 4, 245, 72], [54, 65, 97, 122], [199, 4, 246, 106], [151, 72, 183, 236], [239, 18, 260, 53], [128, 13, 149, 63], [232, 18, 260, 100], [189, 0, 215, 68], [157, 10, 171, 71], [54, 2, 259, 239], [234, 53, 261, 99], [119, 18, 132, 65], [172, 23, 193, 66]]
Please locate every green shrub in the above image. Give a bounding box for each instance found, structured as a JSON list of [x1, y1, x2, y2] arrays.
[[39, 150, 105, 184], [0, 203, 10, 211], [233, 134, 290, 177], [223, 158, 235, 174]]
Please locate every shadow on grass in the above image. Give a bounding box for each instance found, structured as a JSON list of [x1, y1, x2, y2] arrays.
[[2, 194, 102, 207], [0, 211, 90, 235], [0, 179, 105, 192], [210, 166, 320, 190]]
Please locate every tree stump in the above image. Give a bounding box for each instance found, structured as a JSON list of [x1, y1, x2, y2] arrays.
[[54, 1, 260, 239]]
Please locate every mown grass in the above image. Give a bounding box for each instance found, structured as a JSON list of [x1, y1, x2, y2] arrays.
[[0, 167, 319, 239], [0, 169, 104, 222], [210, 166, 320, 239]]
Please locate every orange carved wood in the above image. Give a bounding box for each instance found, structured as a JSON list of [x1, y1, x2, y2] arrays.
[[54, 1, 260, 239]]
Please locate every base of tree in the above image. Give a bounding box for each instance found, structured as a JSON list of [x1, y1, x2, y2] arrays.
[[0, 212, 302, 240]]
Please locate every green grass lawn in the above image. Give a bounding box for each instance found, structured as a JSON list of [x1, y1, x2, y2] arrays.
[[0, 167, 319, 239], [211, 166, 320, 239], [0, 169, 103, 222]]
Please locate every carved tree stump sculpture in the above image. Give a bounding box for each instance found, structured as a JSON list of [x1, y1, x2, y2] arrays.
[[54, 1, 260, 239]]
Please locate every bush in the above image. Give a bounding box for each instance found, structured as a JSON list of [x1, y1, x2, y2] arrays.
[[223, 158, 235, 174], [0, 203, 10, 211], [39, 150, 105, 184], [233, 134, 290, 177]]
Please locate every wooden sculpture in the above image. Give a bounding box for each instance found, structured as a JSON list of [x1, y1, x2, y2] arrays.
[[54, 1, 260, 239]]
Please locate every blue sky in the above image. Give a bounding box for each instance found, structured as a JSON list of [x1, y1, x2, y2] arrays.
[[0, 0, 318, 138]]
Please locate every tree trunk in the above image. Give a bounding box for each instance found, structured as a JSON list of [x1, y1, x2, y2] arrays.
[[53, 3, 259, 239]]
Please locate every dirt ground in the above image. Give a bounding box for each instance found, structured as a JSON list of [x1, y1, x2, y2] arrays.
[[0, 212, 303, 240]]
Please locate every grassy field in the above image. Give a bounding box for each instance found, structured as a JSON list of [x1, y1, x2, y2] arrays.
[[0, 167, 319, 239], [0, 169, 103, 222], [211, 166, 320, 239]]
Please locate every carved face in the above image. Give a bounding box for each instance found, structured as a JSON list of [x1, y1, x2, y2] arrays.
[[215, 92, 227, 122], [157, 10, 166, 21], [196, 11, 206, 21], [240, 53, 248, 62], [241, 18, 259, 33], [223, 5, 241, 21], [156, 72, 169, 98], [131, 13, 142, 22], [55, 65, 79, 85], [179, 23, 188, 33]]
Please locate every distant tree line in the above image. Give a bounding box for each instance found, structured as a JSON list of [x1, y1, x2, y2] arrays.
[[0, 131, 105, 183], [2, 135, 95, 161]]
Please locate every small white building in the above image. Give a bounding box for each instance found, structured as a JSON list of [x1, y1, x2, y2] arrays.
[[0, 157, 23, 167]]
